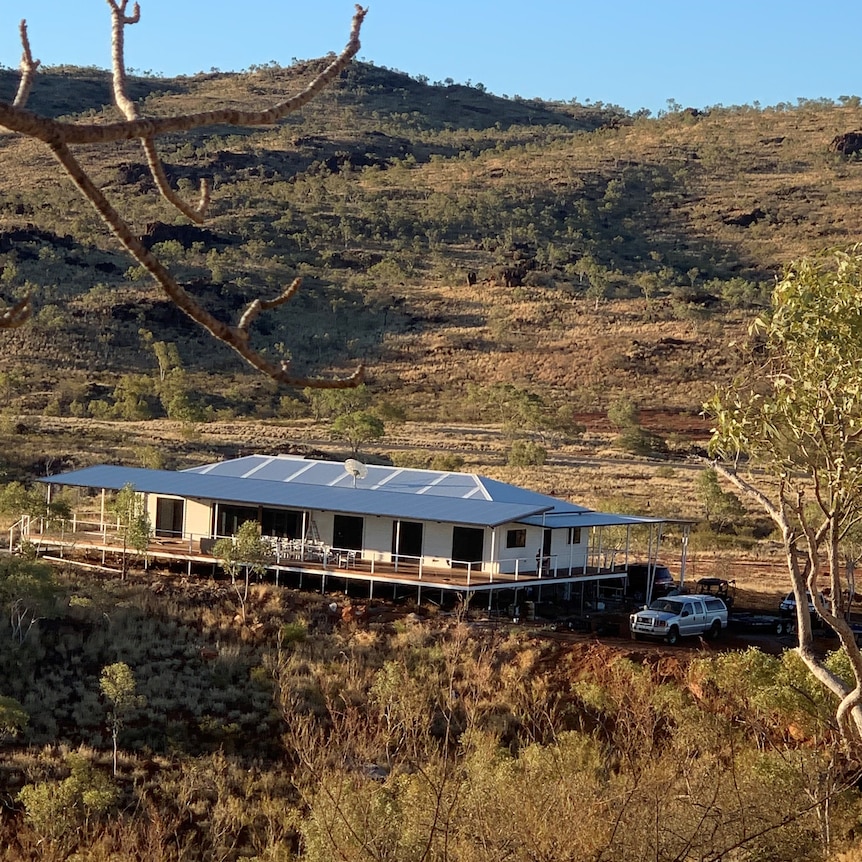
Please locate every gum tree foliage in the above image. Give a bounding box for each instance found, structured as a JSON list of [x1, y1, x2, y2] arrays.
[[507, 439, 547, 466], [0, 694, 28, 741], [110, 483, 152, 580], [466, 382, 582, 446], [310, 383, 387, 454], [213, 519, 271, 624], [696, 467, 746, 532], [331, 410, 385, 456], [100, 662, 146, 776], [706, 249, 862, 747], [0, 481, 71, 522], [607, 395, 639, 430], [467, 383, 544, 434], [304, 383, 372, 420], [18, 753, 119, 844], [607, 396, 668, 457]]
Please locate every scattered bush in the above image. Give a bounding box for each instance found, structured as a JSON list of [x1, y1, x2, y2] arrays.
[[18, 753, 119, 843], [507, 440, 547, 466], [615, 425, 669, 457]]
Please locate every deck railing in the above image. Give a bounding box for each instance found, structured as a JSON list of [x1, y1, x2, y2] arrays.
[[22, 518, 627, 586], [8, 514, 30, 552]]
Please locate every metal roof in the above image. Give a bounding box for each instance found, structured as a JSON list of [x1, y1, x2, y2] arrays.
[[183, 454, 588, 508], [41, 454, 658, 530], [519, 511, 664, 529], [41, 462, 553, 528]]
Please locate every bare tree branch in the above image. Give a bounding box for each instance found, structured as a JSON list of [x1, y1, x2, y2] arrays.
[[0, 21, 41, 327], [0, 8, 368, 144], [708, 460, 783, 524], [106, 0, 211, 223], [238, 278, 303, 336], [0, 4, 368, 388], [12, 20, 39, 108]]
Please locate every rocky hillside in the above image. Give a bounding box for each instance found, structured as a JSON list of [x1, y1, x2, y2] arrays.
[[1, 61, 861, 421]]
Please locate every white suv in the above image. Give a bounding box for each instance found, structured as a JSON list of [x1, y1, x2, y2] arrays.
[[630, 594, 728, 645]]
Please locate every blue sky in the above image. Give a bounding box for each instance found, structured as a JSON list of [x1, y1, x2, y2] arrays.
[[1, 1, 857, 115]]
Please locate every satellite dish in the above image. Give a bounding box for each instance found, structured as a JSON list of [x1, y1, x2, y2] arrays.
[[344, 458, 368, 487]]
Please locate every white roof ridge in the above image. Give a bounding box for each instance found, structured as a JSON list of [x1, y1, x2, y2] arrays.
[[472, 476, 494, 501]]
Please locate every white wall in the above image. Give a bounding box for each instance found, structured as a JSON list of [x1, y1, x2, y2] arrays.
[[550, 528, 588, 573], [309, 511, 334, 543], [491, 524, 589, 575], [185, 499, 212, 539], [150, 496, 599, 576], [310, 513, 490, 571], [422, 521, 463, 567], [145, 494, 158, 528], [493, 524, 545, 575]]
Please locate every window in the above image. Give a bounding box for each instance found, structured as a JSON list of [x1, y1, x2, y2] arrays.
[[261, 508, 301, 538], [451, 526, 484, 568], [506, 529, 526, 549], [566, 527, 582, 545], [216, 505, 258, 537], [392, 521, 423, 558], [155, 497, 184, 537], [333, 515, 364, 550]]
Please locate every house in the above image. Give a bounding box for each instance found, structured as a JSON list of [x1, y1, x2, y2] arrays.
[[33, 454, 684, 607]]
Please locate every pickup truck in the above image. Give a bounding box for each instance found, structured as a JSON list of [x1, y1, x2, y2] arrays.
[[630, 594, 728, 645]]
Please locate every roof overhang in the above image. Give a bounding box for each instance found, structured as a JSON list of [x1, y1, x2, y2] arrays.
[[518, 511, 669, 529]]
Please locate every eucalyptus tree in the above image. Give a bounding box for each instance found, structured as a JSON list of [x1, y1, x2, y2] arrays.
[[100, 662, 145, 776], [0, 557, 56, 644], [111, 483, 152, 580], [213, 519, 271, 624], [706, 248, 862, 747]]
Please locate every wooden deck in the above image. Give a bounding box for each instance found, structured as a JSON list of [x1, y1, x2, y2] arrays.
[[26, 530, 629, 602]]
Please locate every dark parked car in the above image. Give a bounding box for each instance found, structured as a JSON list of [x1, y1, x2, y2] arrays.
[[779, 590, 826, 617], [626, 564, 676, 599], [696, 577, 735, 608]]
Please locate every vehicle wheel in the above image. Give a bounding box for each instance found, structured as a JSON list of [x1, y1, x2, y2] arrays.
[[775, 620, 785, 635], [666, 626, 680, 646], [708, 619, 722, 640]]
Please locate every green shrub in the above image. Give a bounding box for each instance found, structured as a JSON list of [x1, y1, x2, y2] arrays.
[[0, 695, 28, 739], [507, 440, 547, 466], [615, 425, 668, 457], [429, 452, 465, 472], [280, 621, 307, 647], [18, 754, 119, 842]]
